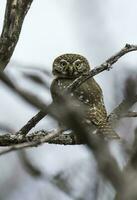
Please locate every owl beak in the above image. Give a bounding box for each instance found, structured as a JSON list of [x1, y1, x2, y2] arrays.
[[69, 66, 73, 75]]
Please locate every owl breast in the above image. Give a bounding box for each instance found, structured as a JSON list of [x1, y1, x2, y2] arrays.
[[51, 76, 108, 127], [51, 78, 102, 103]]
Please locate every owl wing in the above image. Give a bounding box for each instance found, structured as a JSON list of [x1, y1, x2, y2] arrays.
[[74, 78, 108, 125], [75, 78, 119, 138], [86, 102, 107, 126], [86, 101, 120, 139], [85, 91, 119, 138]]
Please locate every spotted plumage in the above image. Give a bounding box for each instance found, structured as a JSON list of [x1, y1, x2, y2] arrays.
[[51, 53, 119, 139]]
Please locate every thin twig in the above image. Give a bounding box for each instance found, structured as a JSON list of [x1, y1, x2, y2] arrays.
[[17, 110, 47, 135], [121, 111, 137, 118]]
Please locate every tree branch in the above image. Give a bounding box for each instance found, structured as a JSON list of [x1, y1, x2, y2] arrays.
[[1, 104, 137, 148], [121, 111, 137, 118], [68, 44, 137, 91], [0, 128, 62, 156], [0, 0, 33, 71], [0, 129, 79, 147]]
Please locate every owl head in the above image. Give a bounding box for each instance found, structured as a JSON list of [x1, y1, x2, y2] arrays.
[[52, 54, 90, 78]]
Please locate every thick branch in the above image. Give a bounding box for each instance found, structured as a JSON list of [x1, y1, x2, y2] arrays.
[[0, 0, 33, 71], [0, 129, 78, 146], [0, 129, 61, 156]]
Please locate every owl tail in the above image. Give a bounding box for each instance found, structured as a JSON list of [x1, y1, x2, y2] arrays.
[[97, 122, 120, 139]]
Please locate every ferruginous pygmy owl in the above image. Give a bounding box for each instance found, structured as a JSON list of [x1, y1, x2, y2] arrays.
[[50, 53, 120, 139]]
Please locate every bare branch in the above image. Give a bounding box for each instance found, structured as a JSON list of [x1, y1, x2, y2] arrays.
[[0, 128, 62, 156], [0, 129, 79, 146], [108, 96, 137, 126], [0, 71, 51, 137], [0, 0, 33, 71], [17, 110, 47, 136], [0, 71, 48, 110], [108, 76, 137, 125], [18, 150, 43, 178], [121, 112, 137, 118], [68, 44, 137, 91]]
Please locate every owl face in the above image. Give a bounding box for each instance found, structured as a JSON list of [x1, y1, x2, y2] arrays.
[[52, 54, 90, 78]]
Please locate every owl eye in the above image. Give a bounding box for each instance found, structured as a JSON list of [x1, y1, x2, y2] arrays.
[[60, 60, 68, 67], [75, 61, 81, 67]]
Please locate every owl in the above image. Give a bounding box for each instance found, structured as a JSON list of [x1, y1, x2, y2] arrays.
[[50, 53, 120, 139]]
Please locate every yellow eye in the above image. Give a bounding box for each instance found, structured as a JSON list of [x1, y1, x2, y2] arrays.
[[74, 59, 82, 68], [77, 63, 81, 67], [60, 60, 68, 67]]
